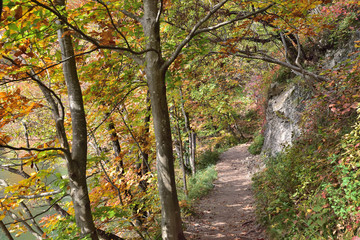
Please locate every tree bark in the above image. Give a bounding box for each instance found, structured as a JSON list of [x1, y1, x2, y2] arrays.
[[55, 1, 98, 239], [190, 131, 196, 176], [174, 108, 188, 196], [141, 1, 185, 239], [179, 87, 195, 175]]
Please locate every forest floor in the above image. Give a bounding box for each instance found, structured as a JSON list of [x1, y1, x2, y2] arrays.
[[184, 143, 267, 240]]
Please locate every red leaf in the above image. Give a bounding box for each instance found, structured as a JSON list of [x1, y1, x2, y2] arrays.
[[350, 102, 359, 109]]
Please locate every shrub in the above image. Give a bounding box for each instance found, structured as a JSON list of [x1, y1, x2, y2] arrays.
[[197, 149, 220, 170], [187, 166, 217, 201], [178, 149, 219, 215], [252, 112, 360, 239], [248, 133, 264, 155]]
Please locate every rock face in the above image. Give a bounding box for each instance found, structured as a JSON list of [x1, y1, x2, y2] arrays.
[[262, 31, 360, 156], [323, 30, 360, 70], [262, 83, 311, 156]]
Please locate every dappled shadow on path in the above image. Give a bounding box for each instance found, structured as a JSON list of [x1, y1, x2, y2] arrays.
[[184, 144, 267, 240]]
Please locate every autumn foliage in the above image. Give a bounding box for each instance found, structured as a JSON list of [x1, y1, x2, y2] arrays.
[[0, 0, 359, 239]]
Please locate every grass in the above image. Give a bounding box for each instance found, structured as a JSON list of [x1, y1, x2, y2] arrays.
[[177, 148, 221, 216]]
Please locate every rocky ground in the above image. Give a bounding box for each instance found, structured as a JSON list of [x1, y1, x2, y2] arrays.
[[184, 144, 267, 240]]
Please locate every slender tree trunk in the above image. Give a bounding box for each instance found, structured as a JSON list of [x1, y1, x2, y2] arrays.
[[179, 87, 195, 176], [137, 91, 151, 192], [106, 113, 123, 174], [142, 91, 151, 175], [55, 1, 98, 239], [174, 109, 188, 196], [190, 131, 196, 176], [141, 1, 185, 239]]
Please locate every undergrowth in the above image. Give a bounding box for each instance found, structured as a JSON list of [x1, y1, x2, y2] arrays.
[[253, 110, 360, 239], [248, 132, 264, 155], [178, 147, 223, 216]]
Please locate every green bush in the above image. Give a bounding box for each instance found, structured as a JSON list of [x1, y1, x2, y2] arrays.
[[248, 133, 264, 155], [197, 149, 220, 170], [272, 66, 294, 84], [178, 149, 220, 216], [187, 166, 217, 201], [252, 113, 360, 239], [252, 144, 338, 239]]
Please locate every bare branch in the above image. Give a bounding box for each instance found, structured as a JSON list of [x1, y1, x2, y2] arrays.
[[1, 48, 98, 84], [280, 32, 291, 64], [210, 50, 328, 82], [0, 165, 30, 178], [118, 109, 151, 172], [19, 202, 48, 238], [162, 0, 230, 70], [99, 160, 146, 239], [0, 144, 68, 154], [294, 33, 302, 68], [195, 4, 274, 34], [156, 0, 163, 23], [7, 210, 43, 240], [162, 2, 274, 70], [16, 190, 62, 199], [120, 10, 141, 22]]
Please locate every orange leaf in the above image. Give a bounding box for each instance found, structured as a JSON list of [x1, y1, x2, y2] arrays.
[[14, 6, 23, 20]]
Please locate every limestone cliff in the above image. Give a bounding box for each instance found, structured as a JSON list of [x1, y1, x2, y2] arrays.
[[262, 83, 311, 156], [262, 30, 360, 156]]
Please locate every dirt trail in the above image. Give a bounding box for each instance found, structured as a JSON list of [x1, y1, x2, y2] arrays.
[[184, 144, 267, 240]]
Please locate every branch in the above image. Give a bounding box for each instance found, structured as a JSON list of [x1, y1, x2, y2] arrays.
[[0, 165, 30, 178], [120, 10, 141, 22], [118, 110, 151, 172], [1, 48, 98, 84], [156, 0, 163, 23], [294, 33, 302, 68], [211, 50, 328, 82], [0, 144, 68, 154], [162, 2, 274, 70], [95, 0, 131, 49], [88, 84, 144, 136], [195, 4, 274, 34], [99, 160, 146, 240], [162, 0, 230, 70], [4, 195, 68, 224], [280, 32, 291, 64], [30, 0, 155, 56], [16, 190, 62, 199], [19, 202, 48, 238], [7, 210, 43, 240]]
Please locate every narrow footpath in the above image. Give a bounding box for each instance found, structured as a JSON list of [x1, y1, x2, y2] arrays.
[[184, 144, 267, 240]]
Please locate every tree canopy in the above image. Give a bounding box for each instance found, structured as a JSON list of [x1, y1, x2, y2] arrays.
[[0, 0, 359, 239]]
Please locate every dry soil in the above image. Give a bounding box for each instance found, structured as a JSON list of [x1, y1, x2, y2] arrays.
[[184, 144, 267, 240]]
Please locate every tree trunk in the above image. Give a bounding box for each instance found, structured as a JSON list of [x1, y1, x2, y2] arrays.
[[190, 131, 196, 176], [179, 87, 195, 175], [106, 113, 123, 174], [55, 1, 98, 239], [141, 1, 185, 239], [174, 119, 188, 196]]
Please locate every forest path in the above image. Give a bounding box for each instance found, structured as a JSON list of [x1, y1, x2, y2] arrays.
[[184, 143, 267, 240]]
